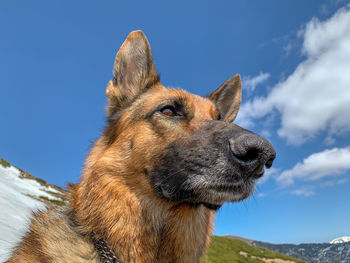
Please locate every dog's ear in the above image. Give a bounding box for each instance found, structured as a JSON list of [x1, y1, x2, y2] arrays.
[[208, 74, 242, 123], [106, 30, 159, 117]]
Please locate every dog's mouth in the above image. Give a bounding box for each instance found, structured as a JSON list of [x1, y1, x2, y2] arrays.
[[199, 179, 257, 207], [157, 173, 259, 211]]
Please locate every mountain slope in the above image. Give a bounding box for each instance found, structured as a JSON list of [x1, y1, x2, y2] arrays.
[[202, 236, 305, 263], [0, 158, 67, 262]]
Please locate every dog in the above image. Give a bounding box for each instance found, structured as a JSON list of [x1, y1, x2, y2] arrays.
[[7, 30, 275, 263]]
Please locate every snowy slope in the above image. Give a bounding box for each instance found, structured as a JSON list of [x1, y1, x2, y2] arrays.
[[0, 160, 67, 262], [330, 236, 350, 244]]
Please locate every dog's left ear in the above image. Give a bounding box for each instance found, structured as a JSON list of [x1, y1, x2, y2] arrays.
[[106, 30, 159, 117], [208, 74, 242, 123]]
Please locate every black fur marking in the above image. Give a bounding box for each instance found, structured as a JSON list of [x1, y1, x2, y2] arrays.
[[150, 121, 246, 206], [149, 120, 275, 208]]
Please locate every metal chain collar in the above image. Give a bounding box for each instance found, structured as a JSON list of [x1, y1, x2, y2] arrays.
[[93, 236, 121, 263]]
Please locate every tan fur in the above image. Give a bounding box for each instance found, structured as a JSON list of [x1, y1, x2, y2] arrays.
[[7, 31, 240, 263], [8, 207, 99, 263], [69, 87, 216, 263], [8, 90, 216, 263]]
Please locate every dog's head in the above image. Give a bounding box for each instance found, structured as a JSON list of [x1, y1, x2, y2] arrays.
[[101, 30, 275, 210]]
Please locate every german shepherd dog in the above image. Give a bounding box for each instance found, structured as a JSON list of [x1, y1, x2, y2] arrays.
[[7, 31, 275, 263]]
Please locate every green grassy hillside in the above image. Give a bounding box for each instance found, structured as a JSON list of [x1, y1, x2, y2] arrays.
[[202, 236, 306, 263]]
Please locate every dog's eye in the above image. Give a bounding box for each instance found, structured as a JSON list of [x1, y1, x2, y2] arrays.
[[160, 106, 176, 117]]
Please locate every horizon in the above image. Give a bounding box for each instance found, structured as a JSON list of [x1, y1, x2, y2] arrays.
[[1, 0, 349, 244]]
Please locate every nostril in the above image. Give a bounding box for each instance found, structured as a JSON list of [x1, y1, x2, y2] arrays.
[[265, 157, 274, 168], [234, 148, 260, 163]]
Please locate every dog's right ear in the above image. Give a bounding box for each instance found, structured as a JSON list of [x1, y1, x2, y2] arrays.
[[106, 30, 159, 118]]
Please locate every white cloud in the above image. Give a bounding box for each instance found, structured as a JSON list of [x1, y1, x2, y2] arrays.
[[292, 188, 315, 197], [236, 5, 350, 145], [242, 72, 270, 92], [276, 146, 350, 187], [235, 96, 274, 128], [258, 167, 279, 184]]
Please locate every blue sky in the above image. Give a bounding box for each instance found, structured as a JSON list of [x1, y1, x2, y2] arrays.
[[1, 0, 349, 244]]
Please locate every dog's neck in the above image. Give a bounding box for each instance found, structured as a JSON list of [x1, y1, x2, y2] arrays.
[[72, 185, 214, 263], [70, 149, 214, 263]]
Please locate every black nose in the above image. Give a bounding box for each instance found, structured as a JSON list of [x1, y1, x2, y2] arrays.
[[229, 133, 276, 177]]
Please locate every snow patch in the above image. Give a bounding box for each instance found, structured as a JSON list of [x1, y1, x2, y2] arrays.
[[0, 164, 63, 262], [330, 236, 350, 244]]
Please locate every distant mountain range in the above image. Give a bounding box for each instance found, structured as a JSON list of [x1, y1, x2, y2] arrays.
[[225, 235, 350, 263], [0, 157, 348, 263], [253, 240, 350, 263]]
